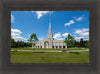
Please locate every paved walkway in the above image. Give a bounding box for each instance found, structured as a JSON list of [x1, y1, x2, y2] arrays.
[[11, 49, 89, 52], [68, 49, 89, 52]]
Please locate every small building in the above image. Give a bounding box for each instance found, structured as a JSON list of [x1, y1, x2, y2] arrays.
[[34, 20, 67, 49]]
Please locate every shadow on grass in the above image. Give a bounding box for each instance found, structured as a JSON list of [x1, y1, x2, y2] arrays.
[[70, 52, 80, 54]]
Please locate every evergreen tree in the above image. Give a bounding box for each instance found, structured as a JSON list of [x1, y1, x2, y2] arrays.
[[80, 38, 85, 47], [84, 40, 89, 48], [74, 41, 80, 48]]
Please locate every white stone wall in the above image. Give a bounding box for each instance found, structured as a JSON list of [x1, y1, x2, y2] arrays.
[[34, 40, 67, 49]]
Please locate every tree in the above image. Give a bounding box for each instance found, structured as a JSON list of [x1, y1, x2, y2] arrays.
[[11, 38, 16, 48], [84, 40, 89, 48], [28, 33, 38, 48], [11, 36, 33, 48], [80, 38, 85, 47], [74, 41, 80, 48], [64, 34, 75, 48]]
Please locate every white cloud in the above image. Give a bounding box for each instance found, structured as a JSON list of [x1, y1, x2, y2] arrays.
[[12, 37, 27, 41], [53, 32, 71, 40], [11, 29, 22, 34], [53, 32, 62, 39], [65, 20, 75, 26], [74, 28, 89, 37], [74, 37, 84, 42], [36, 11, 49, 19], [81, 32, 89, 37], [11, 33, 20, 37], [74, 28, 89, 41], [11, 28, 27, 41], [76, 15, 85, 21], [62, 33, 69, 37], [35, 11, 53, 19], [11, 14, 15, 23], [74, 36, 89, 42]]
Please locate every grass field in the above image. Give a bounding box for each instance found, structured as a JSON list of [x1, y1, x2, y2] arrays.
[[11, 48, 89, 63]]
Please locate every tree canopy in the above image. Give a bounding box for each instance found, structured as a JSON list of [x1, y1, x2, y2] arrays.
[[64, 34, 89, 48], [28, 33, 38, 48], [64, 34, 75, 48], [11, 38, 32, 48], [28, 33, 38, 42]]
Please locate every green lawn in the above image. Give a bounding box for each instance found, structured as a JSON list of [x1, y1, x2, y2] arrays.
[[11, 48, 89, 63]]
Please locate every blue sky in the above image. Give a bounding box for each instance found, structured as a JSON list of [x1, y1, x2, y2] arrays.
[[11, 11, 89, 42]]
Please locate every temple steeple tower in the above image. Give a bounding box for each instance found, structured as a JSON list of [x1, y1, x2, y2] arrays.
[[49, 19, 51, 34], [46, 19, 54, 40]]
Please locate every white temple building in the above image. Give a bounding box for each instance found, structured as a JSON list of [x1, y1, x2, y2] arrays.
[[34, 20, 67, 49]]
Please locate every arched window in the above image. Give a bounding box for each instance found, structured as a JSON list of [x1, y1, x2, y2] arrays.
[[59, 46, 61, 48], [63, 46, 65, 48], [52, 46, 54, 48]]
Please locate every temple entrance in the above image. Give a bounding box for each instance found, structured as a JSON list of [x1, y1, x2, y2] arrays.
[[52, 46, 54, 48], [44, 41, 49, 48], [63, 46, 65, 48], [59, 46, 61, 48]]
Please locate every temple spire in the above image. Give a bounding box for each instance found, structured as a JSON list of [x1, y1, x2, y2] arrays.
[[49, 19, 51, 34]]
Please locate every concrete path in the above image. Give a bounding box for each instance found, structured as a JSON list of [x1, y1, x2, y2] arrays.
[[11, 49, 89, 52], [68, 49, 89, 52]]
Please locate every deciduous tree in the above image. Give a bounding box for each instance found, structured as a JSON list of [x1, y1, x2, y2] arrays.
[[64, 34, 75, 48], [28, 33, 38, 48]]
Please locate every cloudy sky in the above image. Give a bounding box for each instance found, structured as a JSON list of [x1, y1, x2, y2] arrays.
[[11, 11, 89, 42]]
